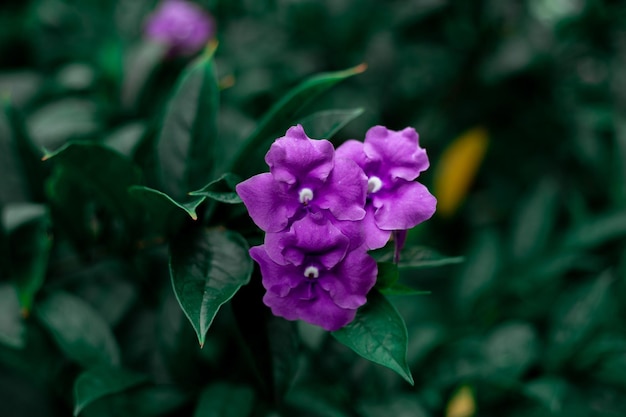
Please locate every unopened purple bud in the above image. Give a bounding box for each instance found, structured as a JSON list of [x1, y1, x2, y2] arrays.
[[145, 0, 215, 56]]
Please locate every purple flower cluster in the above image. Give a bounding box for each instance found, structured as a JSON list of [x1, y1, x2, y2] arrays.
[[236, 125, 436, 331], [145, 0, 215, 57]]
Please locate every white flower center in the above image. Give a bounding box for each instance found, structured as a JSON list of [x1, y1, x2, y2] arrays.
[[299, 187, 314, 205], [367, 176, 383, 194], [303, 266, 319, 279]]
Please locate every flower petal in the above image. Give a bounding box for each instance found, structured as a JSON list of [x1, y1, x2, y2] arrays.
[[360, 204, 392, 250], [319, 250, 377, 309], [250, 246, 301, 296], [236, 173, 297, 233], [263, 287, 357, 331], [363, 126, 429, 181], [372, 180, 437, 231], [316, 158, 367, 222], [335, 139, 367, 169], [265, 125, 335, 186]]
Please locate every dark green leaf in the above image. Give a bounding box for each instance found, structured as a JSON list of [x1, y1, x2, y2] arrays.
[[3, 101, 47, 201], [373, 245, 464, 269], [230, 64, 367, 177], [157, 46, 219, 199], [285, 384, 351, 417], [374, 262, 399, 290], [563, 210, 626, 249], [129, 185, 204, 234], [523, 377, 568, 413], [510, 178, 559, 261], [453, 229, 500, 314], [35, 291, 120, 367], [0, 104, 30, 204], [193, 382, 255, 417], [358, 395, 430, 417], [121, 42, 167, 110], [546, 272, 613, 370], [189, 173, 243, 204], [3, 203, 51, 312], [44, 142, 143, 228], [170, 228, 252, 346], [484, 322, 539, 379], [379, 284, 430, 297], [297, 108, 364, 140], [332, 290, 414, 385], [0, 283, 25, 349], [74, 366, 148, 416], [28, 99, 100, 151], [103, 122, 147, 157]]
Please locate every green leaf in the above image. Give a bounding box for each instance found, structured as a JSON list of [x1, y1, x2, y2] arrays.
[[129, 185, 204, 234], [0, 103, 30, 204], [379, 284, 430, 297], [374, 262, 399, 290], [484, 321, 539, 379], [0, 283, 26, 349], [510, 178, 559, 261], [44, 142, 142, 228], [332, 290, 414, 385], [545, 272, 613, 370], [563, 210, 626, 250], [3, 100, 47, 201], [35, 291, 121, 367], [121, 42, 167, 110], [231, 282, 300, 403], [157, 46, 219, 200], [2, 203, 52, 312], [297, 108, 365, 140], [193, 382, 255, 417], [230, 64, 367, 177], [358, 395, 429, 417], [189, 173, 243, 204], [170, 228, 252, 346], [28, 98, 100, 151], [372, 245, 464, 269], [73, 366, 148, 416]]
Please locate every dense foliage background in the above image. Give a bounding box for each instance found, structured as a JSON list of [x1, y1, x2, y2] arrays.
[[2, 0, 626, 416]]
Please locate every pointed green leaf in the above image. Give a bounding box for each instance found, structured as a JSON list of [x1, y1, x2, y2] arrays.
[[157, 46, 219, 199], [189, 173, 243, 204], [332, 290, 414, 385], [379, 284, 430, 297], [44, 142, 142, 228], [129, 185, 204, 234], [297, 108, 364, 140], [372, 245, 464, 269], [4, 101, 47, 202], [170, 228, 252, 346], [2, 203, 52, 312], [73, 366, 148, 416], [231, 64, 367, 177], [193, 382, 255, 417], [0, 103, 30, 204], [563, 210, 626, 249], [0, 283, 25, 349], [374, 262, 399, 290], [35, 291, 120, 367], [546, 272, 613, 370], [510, 178, 559, 260]]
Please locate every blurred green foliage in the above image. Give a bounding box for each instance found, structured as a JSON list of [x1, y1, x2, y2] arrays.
[[2, 0, 626, 416]]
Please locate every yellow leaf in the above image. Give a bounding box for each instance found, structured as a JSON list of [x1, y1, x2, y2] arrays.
[[434, 127, 489, 217], [446, 385, 476, 417]]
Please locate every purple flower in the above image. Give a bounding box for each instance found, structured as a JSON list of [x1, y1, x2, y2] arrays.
[[336, 126, 437, 250], [236, 125, 367, 236], [145, 0, 215, 56], [249, 216, 377, 331]]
